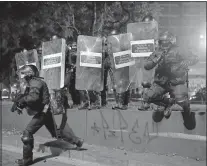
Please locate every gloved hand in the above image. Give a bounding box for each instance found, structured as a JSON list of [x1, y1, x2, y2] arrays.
[[11, 103, 18, 112], [16, 103, 23, 115], [151, 50, 165, 64], [10, 102, 24, 114]]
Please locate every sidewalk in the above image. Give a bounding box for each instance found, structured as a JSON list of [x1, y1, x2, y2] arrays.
[[2, 150, 75, 166], [2, 131, 205, 166]]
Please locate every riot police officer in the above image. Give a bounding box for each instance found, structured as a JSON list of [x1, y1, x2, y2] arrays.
[[12, 65, 83, 166], [141, 31, 198, 130], [65, 42, 81, 107], [107, 30, 130, 110]]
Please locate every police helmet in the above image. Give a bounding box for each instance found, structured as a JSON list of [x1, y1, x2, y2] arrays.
[[17, 65, 39, 79], [159, 31, 176, 49], [142, 15, 154, 22]]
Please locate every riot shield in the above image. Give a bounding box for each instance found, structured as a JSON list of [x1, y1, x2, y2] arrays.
[[40, 38, 66, 90], [76, 35, 103, 91], [107, 33, 135, 93], [15, 49, 40, 70], [127, 21, 158, 89]]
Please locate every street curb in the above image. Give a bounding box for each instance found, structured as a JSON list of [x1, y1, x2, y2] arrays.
[[2, 144, 110, 166]]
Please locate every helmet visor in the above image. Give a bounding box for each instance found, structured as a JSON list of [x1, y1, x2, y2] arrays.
[[159, 40, 171, 49]]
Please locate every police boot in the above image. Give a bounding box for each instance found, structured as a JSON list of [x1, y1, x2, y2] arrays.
[[16, 132, 34, 166], [78, 101, 90, 110], [112, 93, 121, 109], [118, 105, 128, 110], [179, 100, 196, 130], [118, 92, 128, 110], [101, 89, 107, 107], [122, 90, 131, 110], [75, 138, 84, 148], [152, 104, 165, 123], [91, 92, 101, 109], [15, 157, 33, 166]]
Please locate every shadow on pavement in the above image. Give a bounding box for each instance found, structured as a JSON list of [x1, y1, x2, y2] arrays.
[[38, 139, 87, 156], [32, 154, 58, 165]]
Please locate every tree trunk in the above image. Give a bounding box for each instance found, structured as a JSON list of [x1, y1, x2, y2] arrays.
[[92, 2, 97, 36]]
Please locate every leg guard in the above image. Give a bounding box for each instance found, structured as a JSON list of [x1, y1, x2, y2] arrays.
[[61, 123, 84, 148], [119, 91, 130, 110], [78, 90, 90, 110], [152, 111, 164, 123], [21, 130, 34, 161], [123, 90, 130, 106], [172, 84, 196, 130], [91, 91, 101, 109], [178, 100, 196, 130]]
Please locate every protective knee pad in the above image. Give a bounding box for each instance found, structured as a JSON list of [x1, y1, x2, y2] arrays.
[[152, 111, 164, 123], [21, 130, 34, 145]]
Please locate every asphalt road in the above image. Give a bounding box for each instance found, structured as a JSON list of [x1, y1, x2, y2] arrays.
[[1, 150, 75, 166]]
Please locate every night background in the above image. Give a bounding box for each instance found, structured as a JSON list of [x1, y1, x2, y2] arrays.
[[0, 1, 206, 98]]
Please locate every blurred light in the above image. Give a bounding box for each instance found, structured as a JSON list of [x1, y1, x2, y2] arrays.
[[111, 30, 117, 35], [52, 35, 58, 40], [200, 35, 204, 39]]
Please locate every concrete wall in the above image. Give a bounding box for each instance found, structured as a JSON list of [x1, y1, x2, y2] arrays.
[[1, 102, 206, 160]]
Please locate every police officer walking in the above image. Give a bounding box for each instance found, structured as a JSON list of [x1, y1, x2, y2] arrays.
[[11, 65, 83, 166]]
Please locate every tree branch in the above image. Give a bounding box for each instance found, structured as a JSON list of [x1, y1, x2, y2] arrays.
[[66, 2, 81, 35], [106, 2, 130, 31], [54, 19, 80, 35], [119, 2, 131, 26], [95, 2, 106, 35], [72, 13, 80, 35]]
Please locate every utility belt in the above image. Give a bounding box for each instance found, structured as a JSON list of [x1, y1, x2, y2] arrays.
[[24, 103, 49, 116]]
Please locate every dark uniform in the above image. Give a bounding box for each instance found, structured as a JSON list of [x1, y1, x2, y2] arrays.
[[65, 44, 81, 106], [102, 35, 130, 110], [142, 31, 198, 130], [101, 42, 110, 106], [12, 65, 83, 166]]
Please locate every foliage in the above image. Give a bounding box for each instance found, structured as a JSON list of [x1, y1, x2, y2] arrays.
[[0, 1, 161, 83], [195, 87, 206, 102]]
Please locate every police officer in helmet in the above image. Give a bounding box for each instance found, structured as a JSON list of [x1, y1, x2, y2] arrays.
[[141, 31, 198, 130], [12, 64, 83, 166]]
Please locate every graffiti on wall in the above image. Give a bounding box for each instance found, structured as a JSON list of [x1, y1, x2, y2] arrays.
[[91, 110, 159, 145]]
